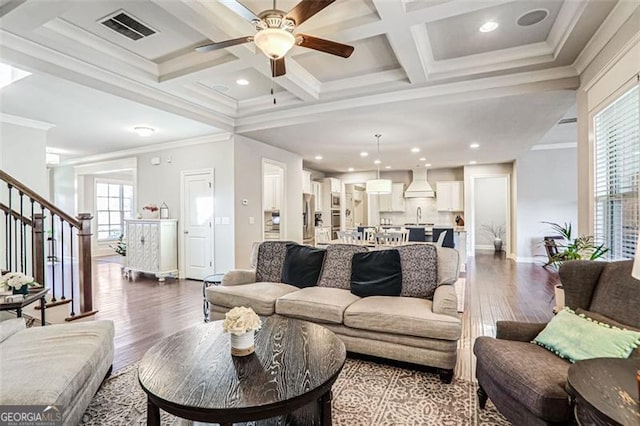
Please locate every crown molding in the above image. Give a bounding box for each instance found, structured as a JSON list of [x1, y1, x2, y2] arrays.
[[0, 29, 235, 131], [547, 0, 588, 59], [0, 113, 56, 130], [58, 133, 232, 166], [530, 142, 577, 151], [573, 0, 640, 76], [236, 66, 579, 133]]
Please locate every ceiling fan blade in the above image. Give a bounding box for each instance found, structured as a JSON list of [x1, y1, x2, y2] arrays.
[[295, 34, 354, 58], [285, 0, 335, 26], [195, 36, 253, 53], [271, 58, 286, 77], [219, 0, 260, 23]]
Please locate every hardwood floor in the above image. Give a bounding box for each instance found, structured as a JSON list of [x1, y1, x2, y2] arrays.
[[90, 252, 559, 376]]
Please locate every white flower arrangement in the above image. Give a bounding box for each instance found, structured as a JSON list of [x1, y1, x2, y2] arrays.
[[222, 306, 261, 336], [0, 272, 38, 291]]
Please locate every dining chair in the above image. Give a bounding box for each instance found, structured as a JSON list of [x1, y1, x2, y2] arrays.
[[385, 232, 403, 246], [315, 227, 331, 245], [433, 228, 454, 248], [363, 228, 377, 243]]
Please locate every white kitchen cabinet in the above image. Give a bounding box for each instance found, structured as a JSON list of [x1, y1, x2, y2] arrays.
[[436, 181, 464, 212], [125, 219, 178, 281], [263, 174, 281, 211], [302, 170, 312, 194], [379, 183, 405, 212], [327, 177, 341, 193], [312, 181, 323, 212]]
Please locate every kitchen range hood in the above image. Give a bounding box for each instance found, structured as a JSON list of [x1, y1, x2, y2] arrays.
[[404, 169, 435, 198]]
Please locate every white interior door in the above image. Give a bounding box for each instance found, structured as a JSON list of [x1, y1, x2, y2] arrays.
[[183, 171, 214, 279]]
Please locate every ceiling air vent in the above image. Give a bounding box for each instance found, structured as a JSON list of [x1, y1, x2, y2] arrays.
[[101, 11, 156, 41], [558, 117, 577, 125]]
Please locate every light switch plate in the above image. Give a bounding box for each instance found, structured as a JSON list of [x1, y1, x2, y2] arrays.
[[249, 217, 255, 224], [221, 217, 230, 225], [214, 217, 221, 225]]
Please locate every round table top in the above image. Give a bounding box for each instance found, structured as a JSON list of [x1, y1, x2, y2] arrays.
[[567, 357, 640, 426], [138, 316, 346, 423]]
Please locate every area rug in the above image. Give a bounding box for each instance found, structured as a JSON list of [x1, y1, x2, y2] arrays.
[[81, 358, 509, 425]]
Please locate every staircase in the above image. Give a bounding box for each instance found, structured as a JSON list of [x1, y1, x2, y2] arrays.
[[0, 169, 96, 321]]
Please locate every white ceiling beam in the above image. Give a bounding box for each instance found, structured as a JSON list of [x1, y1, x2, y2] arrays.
[[0, 0, 74, 31], [403, 0, 514, 25], [235, 67, 579, 133], [371, 0, 427, 84]]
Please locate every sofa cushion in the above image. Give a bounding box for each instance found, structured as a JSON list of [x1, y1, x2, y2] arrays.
[[589, 260, 640, 328], [0, 317, 26, 344], [276, 287, 360, 324], [318, 244, 368, 290], [281, 244, 326, 288], [350, 250, 402, 297], [473, 336, 571, 422], [255, 241, 292, 283], [396, 244, 438, 298], [344, 296, 461, 340], [0, 320, 114, 411], [206, 282, 299, 315]]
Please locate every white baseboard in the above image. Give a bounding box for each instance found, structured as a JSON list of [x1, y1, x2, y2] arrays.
[[515, 256, 537, 263], [474, 245, 495, 251]]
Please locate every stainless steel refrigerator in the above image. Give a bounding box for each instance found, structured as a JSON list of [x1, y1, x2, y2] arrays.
[[303, 193, 315, 245]]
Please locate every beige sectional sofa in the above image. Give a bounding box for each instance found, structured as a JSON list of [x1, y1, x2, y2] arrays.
[[206, 241, 461, 382], [0, 318, 114, 425]]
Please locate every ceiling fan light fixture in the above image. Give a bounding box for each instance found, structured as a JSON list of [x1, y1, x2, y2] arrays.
[[254, 28, 295, 59]]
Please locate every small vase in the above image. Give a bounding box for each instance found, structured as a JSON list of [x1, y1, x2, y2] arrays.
[[493, 238, 503, 252], [230, 331, 255, 356], [12, 284, 29, 295]]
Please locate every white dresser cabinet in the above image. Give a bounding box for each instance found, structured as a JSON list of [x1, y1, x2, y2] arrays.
[[125, 219, 178, 281]]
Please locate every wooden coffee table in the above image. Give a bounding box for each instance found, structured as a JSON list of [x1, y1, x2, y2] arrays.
[[567, 357, 640, 426], [138, 316, 346, 425]]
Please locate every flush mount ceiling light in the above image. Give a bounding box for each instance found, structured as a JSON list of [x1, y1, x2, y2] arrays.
[[360, 152, 368, 157], [373, 159, 381, 165], [479, 21, 499, 32], [366, 134, 392, 195], [470, 143, 480, 149], [425, 163, 432, 167], [236, 79, 250, 86], [385, 166, 391, 169], [469, 160, 477, 165], [133, 126, 156, 137], [419, 157, 426, 161], [314, 155, 323, 160], [411, 147, 420, 153], [348, 167, 355, 172], [0, 62, 31, 90]]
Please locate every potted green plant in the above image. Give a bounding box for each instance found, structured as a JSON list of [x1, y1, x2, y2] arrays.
[[542, 222, 608, 312], [480, 223, 505, 252], [110, 234, 126, 257]]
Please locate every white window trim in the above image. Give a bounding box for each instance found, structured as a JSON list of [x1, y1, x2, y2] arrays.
[[94, 178, 135, 243]]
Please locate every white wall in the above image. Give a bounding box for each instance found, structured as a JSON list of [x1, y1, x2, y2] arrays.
[[0, 123, 48, 196], [515, 148, 578, 262], [474, 176, 507, 249], [233, 135, 303, 268]]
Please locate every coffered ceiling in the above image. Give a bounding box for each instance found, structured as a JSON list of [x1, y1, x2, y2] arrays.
[[0, 0, 634, 171]]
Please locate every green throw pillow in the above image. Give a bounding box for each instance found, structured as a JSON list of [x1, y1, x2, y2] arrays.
[[533, 308, 640, 363]]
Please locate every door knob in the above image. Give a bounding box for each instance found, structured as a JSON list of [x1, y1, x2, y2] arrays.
[[184, 230, 189, 234]]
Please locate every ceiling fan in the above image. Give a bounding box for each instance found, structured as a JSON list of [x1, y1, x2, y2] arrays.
[[196, 0, 354, 77]]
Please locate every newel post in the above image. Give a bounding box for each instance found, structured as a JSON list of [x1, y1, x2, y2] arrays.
[[33, 213, 45, 286], [77, 213, 93, 313]]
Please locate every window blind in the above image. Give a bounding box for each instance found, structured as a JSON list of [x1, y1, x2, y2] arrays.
[[593, 84, 639, 260]]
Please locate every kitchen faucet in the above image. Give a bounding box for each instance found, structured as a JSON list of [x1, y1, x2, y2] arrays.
[[416, 207, 422, 225]]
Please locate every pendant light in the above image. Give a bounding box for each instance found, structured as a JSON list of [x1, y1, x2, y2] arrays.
[[366, 134, 392, 195]]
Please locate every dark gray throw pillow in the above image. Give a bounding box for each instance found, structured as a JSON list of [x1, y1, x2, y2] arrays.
[[281, 244, 326, 288], [350, 250, 402, 297]]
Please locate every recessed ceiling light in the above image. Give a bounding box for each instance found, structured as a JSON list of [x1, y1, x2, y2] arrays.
[[133, 126, 155, 137], [425, 163, 431, 167], [419, 157, 426, 161], [314, 155, 323, 160], [385, 166, 391, 169], [469, 160, 477, 165], [374, 159, 381, 165], [479, 21, 499, 33], [360, 152, 368, 157], [470, 143, 480, 149], [236, 78, 250, 86], [411, 147, 420, 153], [211, 84, 229, 93], [348, 167, 354, 172]]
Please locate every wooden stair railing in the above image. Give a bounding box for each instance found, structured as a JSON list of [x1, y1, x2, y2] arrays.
[[0, 169, 96, 321]]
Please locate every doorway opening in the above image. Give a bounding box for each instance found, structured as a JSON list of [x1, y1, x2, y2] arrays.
[[470, 175, 510, 257], [262, 160, 286, 241]]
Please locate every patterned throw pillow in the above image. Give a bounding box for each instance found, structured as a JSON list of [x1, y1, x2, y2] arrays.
[[318, 244, 368, 289], [255, 241, 292, 283], [395, 244, 438, 299]]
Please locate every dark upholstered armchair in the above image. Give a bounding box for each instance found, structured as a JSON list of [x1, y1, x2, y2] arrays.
[[473, 260, 640, 425]]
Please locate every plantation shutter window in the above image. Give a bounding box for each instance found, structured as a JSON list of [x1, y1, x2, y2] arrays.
[[593, 84, 639, 260]]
